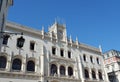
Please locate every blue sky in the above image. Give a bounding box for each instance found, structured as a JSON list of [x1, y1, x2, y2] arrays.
[[7, 0, 120, 52]]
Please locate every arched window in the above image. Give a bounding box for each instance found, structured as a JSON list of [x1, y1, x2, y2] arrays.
[[27, 60, 35, 72], [12, 58, 22, 71], [92, 70, 96, 79], [50, 64, 57, 75], [84, 69, 89, 78], [98, 71, 103, 80], [60, 66, 65, 75], [68, 67, 73, 76], [0, 56, 7, 68]]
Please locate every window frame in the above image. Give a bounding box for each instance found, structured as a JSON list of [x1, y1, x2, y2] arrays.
[[84, 69, 89, 79], [30, 41, 35, 51], [60, 65, 65, 75], [92, 70, 96, 79], [97, 57, 100, 64], [68, 67, 73, 76], [0, 56, 7, 69], [60, 49, 64, 57], [90, 56, 93, 63], [68, 51, 71, 58], [27, 60, 35, 72], [2, 34, 10, 45], [12, 58, 22, 71], [98, 71, 103, 80], [50, 64, 57, 75], [83, 54, 86, 62], [52, 47, 56, 55]]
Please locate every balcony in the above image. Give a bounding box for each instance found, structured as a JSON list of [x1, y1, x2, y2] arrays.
[[47, 74, 78, 81], [50, 54, 75, 63]]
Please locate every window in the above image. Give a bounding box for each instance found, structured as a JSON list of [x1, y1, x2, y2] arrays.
[[83, 54, 86, 61], [2, 35, 10, 45], [92, 70, 96, 79], [12, 58, 22, 71], [0, 56, 7, 69], [30, 42, 35, 50], [50, 64, 57, 75], [52, 47, 56, 55], [27, 60, 35, 72], [60, 49, 64, 57], [84, 69, 89, 78], [98, 71, 103, 80], [68, 51, 71, 58], [90, 56, 93, 63], [68, 67, 73, 76], [97, 58, 99, 64], [17, 36, 25, 48], [60, 66, 65, 75]]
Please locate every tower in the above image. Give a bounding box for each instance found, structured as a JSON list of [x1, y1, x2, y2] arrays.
[[49, 22, 67, 42]]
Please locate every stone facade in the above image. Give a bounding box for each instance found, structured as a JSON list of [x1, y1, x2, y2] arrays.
[[104, 50, 120, 82], [0, 21, 109, 82]]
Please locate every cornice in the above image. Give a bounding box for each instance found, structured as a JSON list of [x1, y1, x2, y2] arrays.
[[6, 21, 101, 54]]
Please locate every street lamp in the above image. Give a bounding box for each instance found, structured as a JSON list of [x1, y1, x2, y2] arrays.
[[0, 32, 24, 52], [17, 36, 25, 48]]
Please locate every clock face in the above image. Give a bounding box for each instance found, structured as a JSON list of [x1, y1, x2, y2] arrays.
[[58, 30, 63, 39]]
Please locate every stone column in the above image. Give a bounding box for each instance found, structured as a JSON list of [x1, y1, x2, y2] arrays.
[[89, 69, 92, 80], [21, 58, 26, 73], [6, 56, 11, 72], [66, 66, 68, 77], [48, 63, 50, 76], [73, 67, 76, 77], [35, 63, 38, 73], [96, 71, 99, 80], [40, 45, 44, 82], [77, 56, 85, 82], [57, 64, 60, 77]]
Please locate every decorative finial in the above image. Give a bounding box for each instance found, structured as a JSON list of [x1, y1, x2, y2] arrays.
[[76, 37, 79, 45], [99, 45, 102, 52], [42, 26, 44, 39]]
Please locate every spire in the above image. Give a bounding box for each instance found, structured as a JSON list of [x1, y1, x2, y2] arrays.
[[76, 37, 79, 45], [42, 26, 44, 39], [70, 35, 72, 43], [99, 45, 102, 52], [76, 37, 79, 48]]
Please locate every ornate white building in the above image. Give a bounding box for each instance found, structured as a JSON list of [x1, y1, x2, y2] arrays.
[[0, 21, 109, 82], [104, 50, 120, 82]]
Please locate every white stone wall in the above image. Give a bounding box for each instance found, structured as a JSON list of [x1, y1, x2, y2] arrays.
[[0, 21, 109, 82]]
